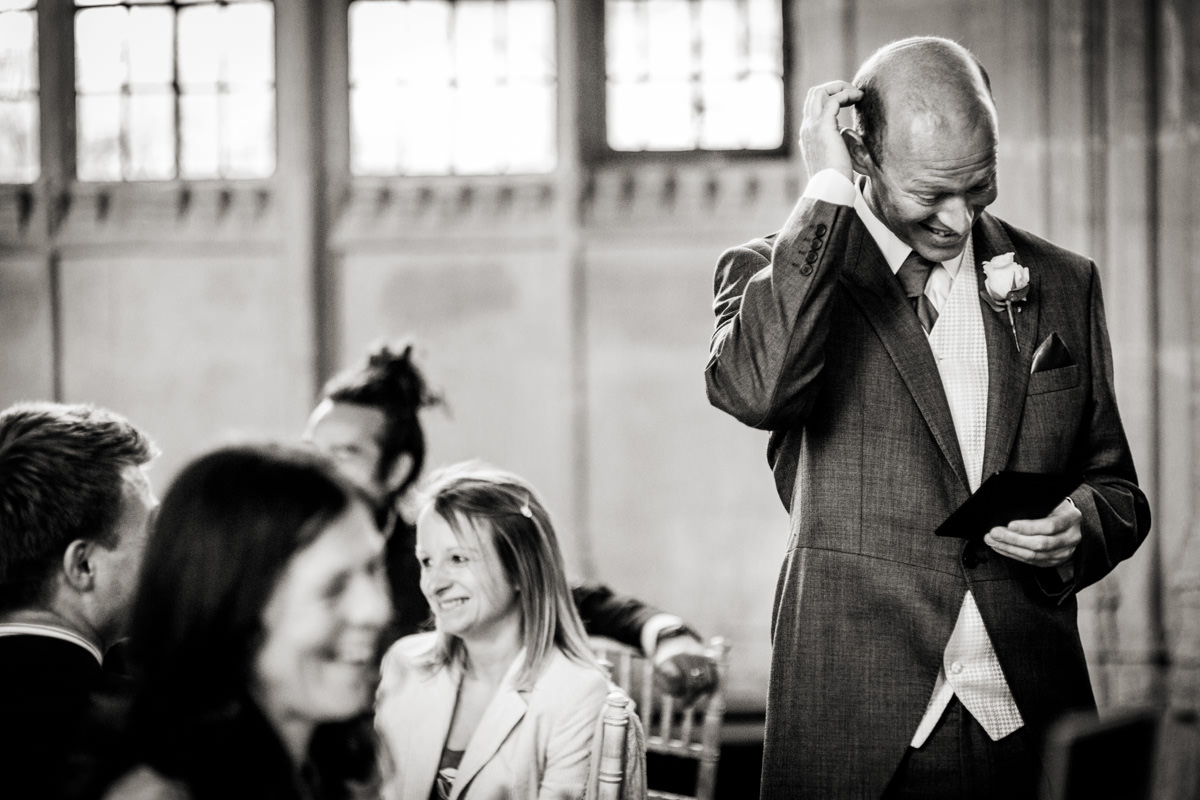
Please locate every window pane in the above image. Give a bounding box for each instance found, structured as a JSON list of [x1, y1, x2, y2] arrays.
[[177, 5, 221, 86], [747, 0, 783, 73], [506, 1, 553, 80], [503, 84, 555, 173], [0, 8, 36, 95], [222, 88, 274, 178], [127, 90, 174, 179], [223, 3, 274, 87], [351, 86, 403, 174], [605, 1, 641, 82], [606, 0, 785, 153], [398, 85, 453, 175], [77, 0, 276, 180], [645, 0, 690, 80], [402, 1, 453, 82], [700, 74, 783, 149], [0, 5, 37, 182], [608, 80, 693, 151], [454, 84, 504, 173], [697, 0, 739, 79], [76, 7, 129, 93], [349, 0, 556, 176], [349, 2, 403, 86], [0, 99, 37, 183], [127, 6, 173, 86], [454, 1, 499, 85], [180, 91, 220, 177], [77, 93, 122, 181]]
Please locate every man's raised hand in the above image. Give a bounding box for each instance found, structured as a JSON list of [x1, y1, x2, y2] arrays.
[[800, 80, 863, 181]]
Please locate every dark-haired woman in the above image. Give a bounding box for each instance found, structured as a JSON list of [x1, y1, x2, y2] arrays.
[[93, 442, 393, 800]]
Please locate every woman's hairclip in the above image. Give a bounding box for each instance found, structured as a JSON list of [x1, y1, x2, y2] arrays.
[[518, 498, 533, 518]]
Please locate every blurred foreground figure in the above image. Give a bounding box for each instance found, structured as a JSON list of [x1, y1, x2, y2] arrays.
[[0, 401, 158, 799], [93, 442, 392, 800]]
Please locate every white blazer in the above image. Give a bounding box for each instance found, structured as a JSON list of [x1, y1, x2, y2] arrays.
[[376, 632, 611, 800]]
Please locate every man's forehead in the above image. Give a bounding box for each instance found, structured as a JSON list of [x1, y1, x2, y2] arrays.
[[884, 124, 997, 181], [324, 402, 388, 439]]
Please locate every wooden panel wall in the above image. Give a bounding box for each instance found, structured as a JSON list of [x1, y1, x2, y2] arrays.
[[0, 2, 1197, 779]]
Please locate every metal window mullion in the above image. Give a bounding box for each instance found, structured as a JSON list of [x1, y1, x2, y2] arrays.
[[172, 3, 183, 179], [448, 0, 459, 175], [493, 0, 507, 173], [120, 7, 132, 180], [217, 5, 228, 179], [689, 0, 702, 148], [737, 0, 750, 81]]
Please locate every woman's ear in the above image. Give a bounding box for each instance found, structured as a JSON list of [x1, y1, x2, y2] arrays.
[[61, 539, 96, 591]]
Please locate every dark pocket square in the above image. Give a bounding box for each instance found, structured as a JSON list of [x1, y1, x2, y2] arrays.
[[1031, 332, 1074, 373]]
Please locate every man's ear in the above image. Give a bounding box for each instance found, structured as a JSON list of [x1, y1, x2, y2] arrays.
[[61, 539, 97, 592], [842, 128, 875, 177]]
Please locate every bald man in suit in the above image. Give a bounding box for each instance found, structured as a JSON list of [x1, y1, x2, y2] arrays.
[[705, 37, 1150, 798]]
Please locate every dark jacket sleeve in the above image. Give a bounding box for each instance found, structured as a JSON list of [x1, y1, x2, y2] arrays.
[[705, 196, 854, 431], [1065, 260, 1152, 592], [571, 583, 663, 651]]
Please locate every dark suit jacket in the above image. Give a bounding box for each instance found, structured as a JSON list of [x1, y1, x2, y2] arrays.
[[385, 517, 660, 650], [0, 634, 105, 799], [705, 197, 1151, 798]]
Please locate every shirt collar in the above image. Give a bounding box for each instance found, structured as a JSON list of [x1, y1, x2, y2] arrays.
[[853, 180, 964, 279], [0, 621, 104, 665]]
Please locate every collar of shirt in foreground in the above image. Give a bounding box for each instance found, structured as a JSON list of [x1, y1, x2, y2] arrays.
[[0, 621, 104, 665], [803, 167, 965, 281]]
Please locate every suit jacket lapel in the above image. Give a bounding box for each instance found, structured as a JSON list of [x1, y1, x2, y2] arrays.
[[973, 213, 1040, 478], [450, 653, 529, 800], [841, 219, 970, 489], [398, 663, 459, 800]]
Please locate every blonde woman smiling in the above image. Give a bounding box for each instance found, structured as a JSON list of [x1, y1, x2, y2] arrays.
[[375, 461, 616, 800]]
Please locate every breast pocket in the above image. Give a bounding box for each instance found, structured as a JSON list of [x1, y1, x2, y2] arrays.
[[1017, 364, 1087, 468], [1028, 364, 1079, 395]]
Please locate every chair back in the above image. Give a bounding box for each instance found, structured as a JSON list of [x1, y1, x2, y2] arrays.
[[588, 689, 647, 800], [1041, 705, 1161, 800], [592, 636, 730, 800]]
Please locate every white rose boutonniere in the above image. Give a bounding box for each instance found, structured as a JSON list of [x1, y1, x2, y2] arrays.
[[980, 252, 1030, 351]]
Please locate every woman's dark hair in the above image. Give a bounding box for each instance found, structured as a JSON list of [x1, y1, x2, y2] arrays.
[[319, 340, 442, 504], [122, 441, 379, 798]]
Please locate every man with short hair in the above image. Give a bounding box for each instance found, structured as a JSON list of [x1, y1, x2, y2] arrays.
[[706, 37, 1150, 798], [0, 401, 158, 793]]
